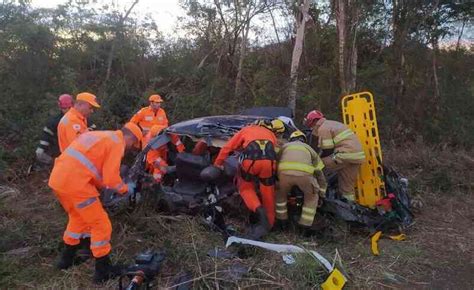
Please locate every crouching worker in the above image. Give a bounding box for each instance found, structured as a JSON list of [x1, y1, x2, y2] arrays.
[[276, 131, 327, 234], [213, 119, 285, 240], [48, 122, 142, 283], [143, 125, 184, 183], [304, 110, 365, 202]]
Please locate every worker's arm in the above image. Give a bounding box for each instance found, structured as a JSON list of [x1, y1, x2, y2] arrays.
[[102, 144, 128, 194], [129, 109, 143, 125], [161, 109, 169, 128], [58, 122, 84, 152], [317, 126, 335, 151], [314, 169, 327, 196], [214, 130, 245, 167], [170, 133, 185, 152]]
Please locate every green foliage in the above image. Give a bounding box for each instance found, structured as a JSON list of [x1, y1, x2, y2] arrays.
[[0, 0, 472, 172]]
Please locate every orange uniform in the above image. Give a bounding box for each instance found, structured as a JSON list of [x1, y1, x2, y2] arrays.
[[49, 130, 129, 258], [214, 125, 278, 226], [130, 106, 168, 133], [143, 131, 184, 182], [57, 107, 88, 152]]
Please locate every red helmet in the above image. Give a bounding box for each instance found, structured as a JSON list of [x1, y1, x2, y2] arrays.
[[58, 94, 73, 110], [303, 110, 324, 127]]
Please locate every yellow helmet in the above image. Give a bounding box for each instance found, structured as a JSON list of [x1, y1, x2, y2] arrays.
[[270, 119, 285, 133], [289, 130, 307, 142]]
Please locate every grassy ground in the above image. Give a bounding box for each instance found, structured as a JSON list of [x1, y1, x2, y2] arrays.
[[1, 144, 473, 289]]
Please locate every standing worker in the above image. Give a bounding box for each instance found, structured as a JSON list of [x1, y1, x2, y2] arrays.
[[213, 119, 285, 240], [35, 94, 73, 165], [303, 110, 366, 202], [48, 122, 142, 283], [57, 92, 100, 152], [130, 94, 169, 133], [275, 131, 327, 232]]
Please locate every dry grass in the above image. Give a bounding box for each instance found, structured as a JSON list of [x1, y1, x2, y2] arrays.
[[1, 143, 473, 289]]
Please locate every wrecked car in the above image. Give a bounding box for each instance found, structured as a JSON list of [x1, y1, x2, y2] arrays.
[[106, 107, 413, 235]]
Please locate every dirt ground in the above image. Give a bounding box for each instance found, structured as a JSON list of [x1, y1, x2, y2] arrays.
[[1, 146, 473, 289]]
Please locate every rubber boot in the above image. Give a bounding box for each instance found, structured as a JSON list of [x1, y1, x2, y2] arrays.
[[93, 255, 123, 284], [246, 206, 271, 240], [297, 224, 315, 238], [76, 237, 92, 263], [56, 243, 80, 270]]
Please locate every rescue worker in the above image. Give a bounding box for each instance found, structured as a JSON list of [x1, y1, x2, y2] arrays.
[[58, 92, 100, 152], [275, 130, 327, 232], [304, 110, 366, 202], [130, 94, 169, 133], [143, 125, 184, 183], [213, 119, 285, 240], [35, 94, 73, 165], [48, 122, 142, 283]]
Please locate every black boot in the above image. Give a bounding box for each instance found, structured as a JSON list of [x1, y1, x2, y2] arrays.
[[56, 243, 80, 270], [246, 207, 271, 240], [93, 255, 123, 284], [274, 219, 289, 232], [76, 238, 92, 263]]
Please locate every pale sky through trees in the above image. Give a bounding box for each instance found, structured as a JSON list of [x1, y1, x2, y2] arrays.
[[31, 0, 186, 36]]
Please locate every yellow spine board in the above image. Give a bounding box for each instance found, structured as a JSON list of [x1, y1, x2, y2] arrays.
[[341, 91, 385, 207]]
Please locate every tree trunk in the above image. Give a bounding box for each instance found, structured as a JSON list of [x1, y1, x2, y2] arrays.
[[335, 0, 347, 94], [347, 2, 358, 93], [102, 0, 139, 94], [288, 0, 310, 115], [431, 38, 440, 104], [234, 6, 251, 99]]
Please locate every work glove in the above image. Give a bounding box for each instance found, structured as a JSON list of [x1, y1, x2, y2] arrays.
[[127, 181, 137, 195]]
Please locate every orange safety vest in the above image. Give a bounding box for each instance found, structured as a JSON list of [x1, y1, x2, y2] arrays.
[[49, 130, 128, 197], [130, 106, 168, 132], [57, 107, 88, 152]]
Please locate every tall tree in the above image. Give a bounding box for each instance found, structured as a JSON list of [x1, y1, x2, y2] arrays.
[[288, 0, 311, 115], [334, 0, 359, 95]]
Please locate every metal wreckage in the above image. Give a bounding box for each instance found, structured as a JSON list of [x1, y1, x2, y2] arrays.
[[103, 96, 413, 233], [102, 92, 414, 288]]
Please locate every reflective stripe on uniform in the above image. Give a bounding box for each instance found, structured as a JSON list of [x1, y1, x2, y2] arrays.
[[153, 173, 162, 180], [336, 151, 366, 161], [142, 126, 150, 131], [300, 207, 317, 224], [313, 160, 325, 171], [333, 129, 354, 144], [65, 148, 102, 181], [321, 139, 334, 149], [40, 140, 50, 146], [77, 133, 100, 149], [65, 231, 88, 239], [105, 131, 119, 143], [43, 126, 55, 136], [60, 116, 69, 125], [76, 197, 97, 209], [91, 240, 110, 247], [276, 202, 287, 214], [278, 162, 315, 174]]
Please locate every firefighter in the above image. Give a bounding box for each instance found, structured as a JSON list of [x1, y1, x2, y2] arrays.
[[143, 125, 185, 183], [130, 94, 169, 133], [275, 130, 327, 232], [35, 94, 73, 165], [57, 92, 100, 153], [304, 110, 366, 202], [48, 122, 142, 283], [213, 119, 285, 240]]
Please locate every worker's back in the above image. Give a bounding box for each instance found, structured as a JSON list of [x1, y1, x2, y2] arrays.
[[49, 130, 125, 196]]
